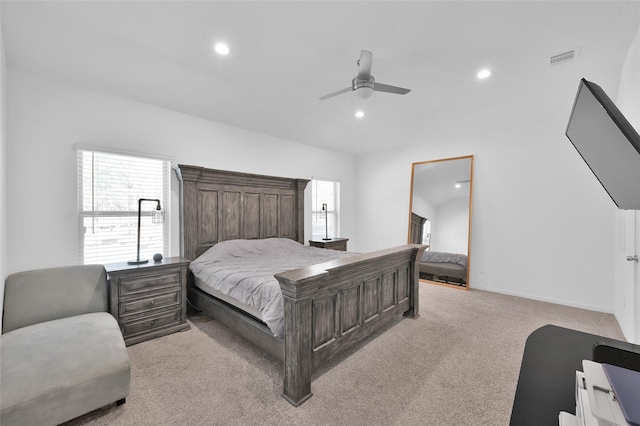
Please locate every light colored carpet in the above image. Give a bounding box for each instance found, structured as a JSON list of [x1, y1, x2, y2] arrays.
[[65, 282, 624, 426]]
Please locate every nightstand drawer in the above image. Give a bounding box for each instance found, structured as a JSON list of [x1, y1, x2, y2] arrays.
[[309, 238, 349, 251], [106, 257, 190, 346], [119, 290, 181, 318], [118, 270, 182, 298], [121, 309, 182, 337]]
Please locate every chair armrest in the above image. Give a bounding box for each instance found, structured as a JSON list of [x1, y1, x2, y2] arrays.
[[2, 265, 108, 333]]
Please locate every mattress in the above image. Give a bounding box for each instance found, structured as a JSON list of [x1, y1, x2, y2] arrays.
[[420, 251, 467, 267], [418, 251, 468, 281], [189, 238, 354, 338]]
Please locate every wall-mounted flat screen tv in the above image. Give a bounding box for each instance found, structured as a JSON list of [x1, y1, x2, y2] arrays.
[[565, 78, 640, 210]]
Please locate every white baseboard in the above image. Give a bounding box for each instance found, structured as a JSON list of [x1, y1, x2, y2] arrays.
[[470, 284, 614, 315]]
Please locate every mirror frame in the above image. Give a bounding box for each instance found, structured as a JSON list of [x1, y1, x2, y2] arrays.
[[408, 155, 474, 290]]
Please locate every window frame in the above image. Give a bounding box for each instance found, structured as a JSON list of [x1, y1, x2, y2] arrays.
[[311, 178, 340, 240], [77, 148, 170, 265]]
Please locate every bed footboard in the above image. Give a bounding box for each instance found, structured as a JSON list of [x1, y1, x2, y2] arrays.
[[275, 244, 426, 406]]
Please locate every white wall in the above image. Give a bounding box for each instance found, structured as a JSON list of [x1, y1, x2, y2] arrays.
[[412, 195, 434, 221], [356, 118, 617, 313], [614, 26, 640, 340], [431, 197, 469, 254], [5, 70, 358, 274], [0, 4, 7, 329], [411, 194, 435, 234]]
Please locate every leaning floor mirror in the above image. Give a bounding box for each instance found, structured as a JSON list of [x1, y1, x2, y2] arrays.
[[408, 155, 473, 290]]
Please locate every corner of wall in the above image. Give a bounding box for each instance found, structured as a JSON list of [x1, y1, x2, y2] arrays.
[[613, 24, 640, 343], [1, 5, 8, 331]]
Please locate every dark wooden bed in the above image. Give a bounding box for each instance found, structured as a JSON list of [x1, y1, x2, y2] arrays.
[[418, 259, 467, 285], [173, 164, 426, 406], [409, 212, 468, 286]]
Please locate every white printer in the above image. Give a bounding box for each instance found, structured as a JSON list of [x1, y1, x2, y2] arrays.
[[560, 360, 639, 426]]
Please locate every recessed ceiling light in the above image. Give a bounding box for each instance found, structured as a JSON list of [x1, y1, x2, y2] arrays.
[[214, 42, 230, 55], [355, 110, 365, 118], [477, 69, 491, 79]]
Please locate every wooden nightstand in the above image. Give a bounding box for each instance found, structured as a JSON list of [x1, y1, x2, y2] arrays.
[[105, 257, 190, 346], [309, 237, 349, 251]]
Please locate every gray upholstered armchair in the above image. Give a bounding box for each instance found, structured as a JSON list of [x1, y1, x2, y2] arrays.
[[1, 265, 130, 426]]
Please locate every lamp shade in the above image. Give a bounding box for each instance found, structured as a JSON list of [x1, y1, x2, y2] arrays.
[[152, 208, 164, 224], [354, 86, 374, 99]]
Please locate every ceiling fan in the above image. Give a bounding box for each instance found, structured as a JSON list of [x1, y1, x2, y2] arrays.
[[319, 49, 411, 101]]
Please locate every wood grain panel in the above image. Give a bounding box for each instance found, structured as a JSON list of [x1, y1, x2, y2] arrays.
[[222, 191, 242, 240], [119, 290, 181, 318], [362, 277, 380, 322], [397, 266, 409, 303], [264, 194, 279, 238], [244, 192, 261, 239], [280, 194, 295, 238], [118, 270, 181, 296], [120, 309, 181, 338], [312, 295, 336, 350], [198, 190, 218, 245], [283, 296, 313, 406], [381, 271, 397, 312], [410, 212, 426, 244], [174, 165, 309, 260], [340, 285, 360, 334]]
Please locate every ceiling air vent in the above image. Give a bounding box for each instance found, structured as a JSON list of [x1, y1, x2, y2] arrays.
[[550, 48, 579, 66]]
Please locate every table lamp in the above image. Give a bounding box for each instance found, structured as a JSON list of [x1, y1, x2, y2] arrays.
[[128, 198, 164, 265]]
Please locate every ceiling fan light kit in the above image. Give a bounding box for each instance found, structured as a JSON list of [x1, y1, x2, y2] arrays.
[[351, 89, 376, 118], [213, 42, 230, 55], [320, 49, 411, 107], [352, 76, 375, 99]]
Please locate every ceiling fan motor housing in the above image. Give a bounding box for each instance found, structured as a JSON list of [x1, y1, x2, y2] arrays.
[[352, 76, 375, 99]]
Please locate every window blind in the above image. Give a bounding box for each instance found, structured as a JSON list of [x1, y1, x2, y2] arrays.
[[77, 149, 170, 264], [311, 179, 340, 240]]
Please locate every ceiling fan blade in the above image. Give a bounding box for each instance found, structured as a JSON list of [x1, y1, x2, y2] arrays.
[[319, 86, 352, 100], [357, 50, 373, 80], [374, 82, 411, 95]]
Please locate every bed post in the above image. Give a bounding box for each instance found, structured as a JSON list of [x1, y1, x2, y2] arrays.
[[276, 269, 326, 406], [405, 245, 426, 319], [172, 165, 186, 258], [294, 179, 308, 245]]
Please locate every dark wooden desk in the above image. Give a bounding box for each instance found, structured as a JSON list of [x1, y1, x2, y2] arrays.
[[510, 324, 640, 426]]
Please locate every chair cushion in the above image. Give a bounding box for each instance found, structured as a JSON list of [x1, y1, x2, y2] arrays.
[[1, 312, 130, 426], [2, 265, 109, 333]]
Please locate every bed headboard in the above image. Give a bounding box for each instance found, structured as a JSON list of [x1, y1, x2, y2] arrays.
[[173, 165, 309, 261], [409, 212, 426, 245]]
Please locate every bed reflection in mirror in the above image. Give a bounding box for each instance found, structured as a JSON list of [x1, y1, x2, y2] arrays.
[[408, 155, 473, 289]]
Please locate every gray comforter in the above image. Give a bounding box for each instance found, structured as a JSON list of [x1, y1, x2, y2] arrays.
[[190, 238, 354, 338], [420, 251, 467, 268]]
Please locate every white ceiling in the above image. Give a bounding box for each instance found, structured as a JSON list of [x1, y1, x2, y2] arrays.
[[412, 156, 472, 207], [2, 1, 639, 155]]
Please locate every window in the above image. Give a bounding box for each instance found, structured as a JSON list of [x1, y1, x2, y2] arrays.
[[77, 149, 170, 264], [311, 178, 340, 240]]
